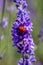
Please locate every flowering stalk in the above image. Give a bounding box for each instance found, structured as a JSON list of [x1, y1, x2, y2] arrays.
[[1, 0, 6, 22], [0, 0, 8, 41], [11, 0, 36, 65], [0, 0, 8, 30]]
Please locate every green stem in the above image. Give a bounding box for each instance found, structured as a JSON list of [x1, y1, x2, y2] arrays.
[[1, 0, 6, 22]]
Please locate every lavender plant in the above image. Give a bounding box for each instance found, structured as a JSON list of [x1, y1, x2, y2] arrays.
[[0, 17, 8, 29], [11, 0, 36, 65], [0, 0, 8, 40], [37, 27, 43, 42]]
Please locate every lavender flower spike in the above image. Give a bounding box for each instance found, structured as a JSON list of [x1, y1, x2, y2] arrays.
[[18, 55, 36, 65], [11, 0, 36, 65], [1, 17, 8, 29], [0, 35, 4, 40], [6, 5, 14, 12], [0, 54, 3, 59]]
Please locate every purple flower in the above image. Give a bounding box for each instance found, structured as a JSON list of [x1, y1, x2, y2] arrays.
[[37, 27, 43, 41], [21, 1, 27, 8], [0, 35, 4, 40], [16, 9, 30, 19], [18, 57, 32, 65], [29, 55, 36, 62], [40, 27, 43, 34], [11, 17, 32, 45], [0, 55, 3, 59], [11, 0, 36, 65], [6, 5, 14, 12], [18, 55, 36, 65], [17, 34, 35, 54], [13, 0, 22, 3], [13, 0, 27, 9], [1, 17, 8, 29], [11, 18, 35, 54]]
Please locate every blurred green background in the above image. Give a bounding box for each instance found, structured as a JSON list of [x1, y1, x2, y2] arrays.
[[0, 0, 43, 65]]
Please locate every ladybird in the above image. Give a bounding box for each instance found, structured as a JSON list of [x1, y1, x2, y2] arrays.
[[18, 25, 26, 32]]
